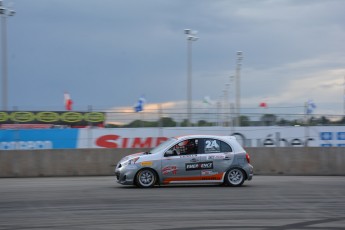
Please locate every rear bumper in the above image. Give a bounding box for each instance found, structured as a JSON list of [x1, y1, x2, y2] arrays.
[[244, 164, 254, 181]]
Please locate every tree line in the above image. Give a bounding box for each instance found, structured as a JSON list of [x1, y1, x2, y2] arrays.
[[105, 114, 345, 128]]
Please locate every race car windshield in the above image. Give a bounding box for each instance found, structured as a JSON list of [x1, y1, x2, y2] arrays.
[[150, 138, 177, 154]]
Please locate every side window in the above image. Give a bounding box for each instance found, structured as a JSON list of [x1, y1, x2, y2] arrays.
[[201, 139, 233, 153], [167, 139, 199, 155], [220, 141, 232, 152]]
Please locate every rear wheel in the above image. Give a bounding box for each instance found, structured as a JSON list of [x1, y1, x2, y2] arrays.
[[135, 169, 157, 188], [225, 168, 245, 187]]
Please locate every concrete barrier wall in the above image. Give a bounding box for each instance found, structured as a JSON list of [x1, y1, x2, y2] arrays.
[[0, 148, 344, 177], [0, 148, 149, 177], [250, 147, 345, 176]]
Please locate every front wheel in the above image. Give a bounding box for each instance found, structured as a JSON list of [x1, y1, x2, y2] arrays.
[[135, 169, 157, 188], [225, 168, 245, 187]]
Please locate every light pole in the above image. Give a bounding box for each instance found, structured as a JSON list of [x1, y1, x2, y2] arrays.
[[184, 29, 198, 126], [235, 51, 243, 126], [0, 0, 15, 111], [343, 75, 345, 115], [224, 84, 229, 126]]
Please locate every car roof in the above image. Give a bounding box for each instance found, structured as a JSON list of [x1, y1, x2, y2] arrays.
[[174, 135, 236, 142]]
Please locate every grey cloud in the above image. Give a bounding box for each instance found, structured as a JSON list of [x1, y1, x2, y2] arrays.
[[6, 0, 345, 115]]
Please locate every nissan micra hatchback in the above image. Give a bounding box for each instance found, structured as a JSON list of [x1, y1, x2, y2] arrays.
[[115, 135, 253, 188]]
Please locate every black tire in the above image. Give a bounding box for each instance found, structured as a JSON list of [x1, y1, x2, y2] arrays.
[[224, 168, 245, 187], [135, 169, 157, 188]]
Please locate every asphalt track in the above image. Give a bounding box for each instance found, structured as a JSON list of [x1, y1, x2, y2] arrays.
[[0, 176, 344, 230]]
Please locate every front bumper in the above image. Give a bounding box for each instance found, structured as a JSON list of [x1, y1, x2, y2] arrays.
[[115, 164, 138, 185]]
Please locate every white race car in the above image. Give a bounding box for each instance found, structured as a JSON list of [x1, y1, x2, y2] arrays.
[[115, 135, 253, 188]]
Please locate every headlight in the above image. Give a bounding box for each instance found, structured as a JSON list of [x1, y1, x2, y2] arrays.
[[122, 157, 140, 167]]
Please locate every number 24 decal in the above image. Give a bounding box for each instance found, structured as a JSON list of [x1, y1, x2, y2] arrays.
[[205, 140, 219, 149]]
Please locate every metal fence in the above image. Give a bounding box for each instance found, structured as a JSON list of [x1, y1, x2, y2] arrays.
[[1, 105, 344, 128], [105, 108, 345, 127]]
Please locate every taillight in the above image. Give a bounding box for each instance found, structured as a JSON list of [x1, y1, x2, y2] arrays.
[[245, 152, 250, 163]]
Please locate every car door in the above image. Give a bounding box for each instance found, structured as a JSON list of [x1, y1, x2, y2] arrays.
[[161, 138, 202, 184], [198, 138, 234, 181]]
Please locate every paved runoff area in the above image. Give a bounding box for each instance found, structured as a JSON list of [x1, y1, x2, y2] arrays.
[[0, 176, 344, 230]]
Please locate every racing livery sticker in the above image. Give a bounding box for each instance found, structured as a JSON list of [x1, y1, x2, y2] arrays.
[[179, 154, 198, 158], [207, 154, 225, 160], [201, 170, 218, 176], [204, 139, 221, 153], [186, 161, 213, 171], [140, 161, 153, 166], [201, 175, 223, 180], [162, 166, 178, 175]]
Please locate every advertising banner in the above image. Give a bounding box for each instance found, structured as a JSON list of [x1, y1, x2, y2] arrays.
[[1, 126, 344, 150], [77, 126, 345, 149], [0, 129, 78, 150], [0, 111, 105, 127]]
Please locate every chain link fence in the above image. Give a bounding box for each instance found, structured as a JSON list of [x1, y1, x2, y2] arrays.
[[105, 108, 345, 128]]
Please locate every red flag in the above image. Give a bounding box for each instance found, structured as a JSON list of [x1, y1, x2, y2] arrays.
[[259, 102, 267, 108], [64, 93, 73, 111]]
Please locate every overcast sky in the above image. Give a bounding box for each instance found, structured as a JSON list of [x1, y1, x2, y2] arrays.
[[4, 0, 345, 115]]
